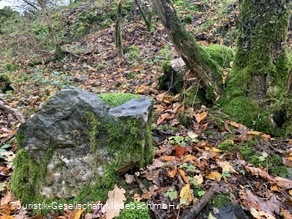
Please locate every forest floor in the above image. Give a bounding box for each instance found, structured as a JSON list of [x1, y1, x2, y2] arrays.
[[0, 1, 292, 218]]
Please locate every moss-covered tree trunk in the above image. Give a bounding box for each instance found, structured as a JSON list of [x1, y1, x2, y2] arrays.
[[150, 0, 222, 102], [135, 0, 152, 31], [223, 0, 291, 134], [38, 0, 64, 60]]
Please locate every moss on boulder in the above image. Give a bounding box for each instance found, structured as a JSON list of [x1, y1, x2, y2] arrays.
[[11, 88, 153, 205]]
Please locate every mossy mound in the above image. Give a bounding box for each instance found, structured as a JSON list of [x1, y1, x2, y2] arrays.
[[204, 44, 235, 68]]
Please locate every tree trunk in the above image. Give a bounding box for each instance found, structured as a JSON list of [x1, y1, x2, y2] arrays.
[[38, 0, 64, 60], [115, 0, 123, 56], [150, 0, 222, 102], [223, 0, 291, 134]]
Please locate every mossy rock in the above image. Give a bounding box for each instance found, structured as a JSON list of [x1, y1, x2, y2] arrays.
[[204, 44, 235, 68], [0, 73, 14, 93], [11, 88, 153, 204], [158, 60, 184, 94]]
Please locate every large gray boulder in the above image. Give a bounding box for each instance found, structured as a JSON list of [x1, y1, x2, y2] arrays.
[[12, 87, 153, 202]]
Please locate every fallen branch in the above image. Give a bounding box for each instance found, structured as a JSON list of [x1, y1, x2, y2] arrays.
[[0, 100, 25, 124]]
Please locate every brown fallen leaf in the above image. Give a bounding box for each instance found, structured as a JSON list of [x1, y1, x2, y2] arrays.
[[167, 166, 178, 178], [274, 177, 292, 189], [102, 185, 126, 219], [195, 111, 208, 123], [281, 208, 292, 219], [182, 155, 197, 162], [159, 156, 177, 161], [0, 191, 12, 205], [178, 168, 190, 184], [156, 113, 170, 125]]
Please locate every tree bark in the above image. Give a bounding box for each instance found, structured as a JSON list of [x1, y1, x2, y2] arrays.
[[150, 0, 222, 102], [38, 0, 64, 60], [223, 0, 291, 134]]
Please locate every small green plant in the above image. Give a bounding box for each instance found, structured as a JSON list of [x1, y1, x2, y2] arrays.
[[197, 190, 205, 197], [168, 135, 191, 147], [165, 187, 178, 201], [161, 60, 172, 73], [184, 14, 193, 24], [222, 170, 231, 180], [0, 144, 11, 159], [128, 72, 136, 79], [179, 163, 196, 172], [159, 44, 172, 60]]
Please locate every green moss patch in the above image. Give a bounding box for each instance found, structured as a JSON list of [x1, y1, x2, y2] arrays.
[[11, 147, 53, 204], [218, 141, 235, 152], [212, 193, 230, 207], [99, 93, 139, 107], [204, 44, 235, 68]]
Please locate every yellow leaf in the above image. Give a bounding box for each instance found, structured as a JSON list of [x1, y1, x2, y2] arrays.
[[206, 147, 221, 153], [136, 84, 149, 94], [247, 131, 262, 136], [179, 184, 194, 205], [73, 209, 85, 219], [206, 172, 222, 182]]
